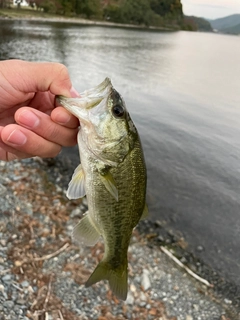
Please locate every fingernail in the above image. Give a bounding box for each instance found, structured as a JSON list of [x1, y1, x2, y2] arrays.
[[70, 86, 80, 98], [7, 129, 27, 146], [18, 110, 40, 129]]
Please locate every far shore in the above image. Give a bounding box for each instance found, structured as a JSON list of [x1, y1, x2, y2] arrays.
[[0, 7, 178, 32]]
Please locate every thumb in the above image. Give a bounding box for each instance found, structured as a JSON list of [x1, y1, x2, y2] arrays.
[[1, 60, 73, 97]]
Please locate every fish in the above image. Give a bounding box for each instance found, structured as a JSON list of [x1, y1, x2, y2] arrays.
[[57, 78, 147, 300]]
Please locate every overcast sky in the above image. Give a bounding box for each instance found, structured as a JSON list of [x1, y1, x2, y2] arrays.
[[181, 0, 240, 19]]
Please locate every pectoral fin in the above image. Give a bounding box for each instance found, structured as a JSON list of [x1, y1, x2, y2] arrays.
[[66, 164, 86, 199], [99, 172, 118, 201], [140, 203, 149, 220], [72, 213, 101, 246]]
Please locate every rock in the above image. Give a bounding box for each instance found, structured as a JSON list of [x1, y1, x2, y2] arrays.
[[0, 184, 7, 196], [130, 284, 137, 293], [3, 300, 14, 308], [21, 281, 29, 288], [193, 304, 199, 311], [67, 225, 74, 232], [141, 269, 151, 291], [2, 274, 12, 282], [0, 239, 7, 246], [70, 208, 82, 218], [139, 301, 146, 307], [224, 298, 232, 304], [139, 291, 147, 302], [16, 298, 26, 305], [53, 199, 61, 206], [126, 292, 134, 305], [11, 174, 28, 181], [0, 161, 5, 167], [45, 314, 53, 320]]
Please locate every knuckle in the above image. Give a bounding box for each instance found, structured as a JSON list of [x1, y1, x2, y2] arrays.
[[46, 123, 77, 147], [55, 63, 69, 78]]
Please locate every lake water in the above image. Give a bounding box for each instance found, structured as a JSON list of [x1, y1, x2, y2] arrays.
[[1, 20, 240, 292]]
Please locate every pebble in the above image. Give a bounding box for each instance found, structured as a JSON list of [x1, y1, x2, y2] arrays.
[[56, 185, 63, 193], [67, 225, 74, 231], [70, 208, 82, 218], [21, 281, 29, 288], [2, 274, 12, 282], [141, 268, 151, 291], [3, 301, 14, 308], [0, 239, 7, 246], [193, 304, 199, 311], [139, 291, 147, 302], [0, 184, 7, 195], [53, 199, 61, 206], [16, 298, 26, 305], [11, 174, 28, 181], [224, 298, 232, 304], [126, 292, 134, 305], [130, 283, 137, 293]]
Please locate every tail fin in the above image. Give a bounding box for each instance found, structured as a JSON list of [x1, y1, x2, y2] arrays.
[[85, 260, 128, 300]]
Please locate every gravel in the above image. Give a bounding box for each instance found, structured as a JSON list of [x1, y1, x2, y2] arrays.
[[0, 158, 239, 320]]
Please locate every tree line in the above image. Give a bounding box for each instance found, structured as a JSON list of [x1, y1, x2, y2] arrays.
[[1, 0, 184, 29], [1, 0, 212, 31]]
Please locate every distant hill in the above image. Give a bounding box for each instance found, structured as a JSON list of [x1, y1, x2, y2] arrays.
[[209, 14, 240, 34], [182, 15, 212, 32], [223, 23, 240, 35]]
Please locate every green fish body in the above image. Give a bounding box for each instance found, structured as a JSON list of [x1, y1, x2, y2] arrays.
[[57, 78, 147, 300]]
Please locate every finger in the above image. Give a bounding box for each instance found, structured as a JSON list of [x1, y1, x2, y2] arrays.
[[1, 124, 62, 158], [51, 107, 79, 128], [14, 107, 78, 147], [2, 60, 73, 97], [0, 127, 33, 161], [0, 144, 31, 161]]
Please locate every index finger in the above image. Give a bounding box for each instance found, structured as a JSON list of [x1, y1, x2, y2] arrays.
[[51, 107, 80, 129]]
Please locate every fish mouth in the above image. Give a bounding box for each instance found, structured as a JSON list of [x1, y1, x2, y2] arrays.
[[56, 78, 112, 121], [80, 77, 112, 99]]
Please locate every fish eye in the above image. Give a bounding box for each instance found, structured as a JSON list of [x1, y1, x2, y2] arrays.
[[112, 104, 125, 118]]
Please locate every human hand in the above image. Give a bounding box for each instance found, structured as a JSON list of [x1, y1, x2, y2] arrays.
[[0, 59, 79, 161]]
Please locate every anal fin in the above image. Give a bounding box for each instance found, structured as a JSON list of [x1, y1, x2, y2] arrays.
[[72, 213, 101, 246]]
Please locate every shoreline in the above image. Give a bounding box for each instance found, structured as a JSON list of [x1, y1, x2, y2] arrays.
[[0, 156, 239, 319], [0, 8, 178, 31]]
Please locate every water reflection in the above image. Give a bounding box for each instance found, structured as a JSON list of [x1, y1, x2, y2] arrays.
[[0, 20, 71, 62], [0, 20, 176, 94]]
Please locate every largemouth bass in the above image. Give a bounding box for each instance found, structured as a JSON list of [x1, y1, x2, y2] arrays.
[[57, 78, 147, 300]]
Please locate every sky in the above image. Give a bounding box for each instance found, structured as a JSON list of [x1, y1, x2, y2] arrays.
[[181, 0, 240, 19]]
